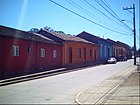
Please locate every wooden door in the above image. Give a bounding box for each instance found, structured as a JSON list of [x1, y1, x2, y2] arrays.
[[83, 48, 86, 62], [69, 47, 72, 64]]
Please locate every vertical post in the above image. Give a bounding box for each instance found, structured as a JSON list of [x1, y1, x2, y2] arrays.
[[133, 4, 136, 65], [123, 4, 137, 65]]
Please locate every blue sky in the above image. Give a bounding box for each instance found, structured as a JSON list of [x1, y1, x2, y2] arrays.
[[0, 0, 139, 49]]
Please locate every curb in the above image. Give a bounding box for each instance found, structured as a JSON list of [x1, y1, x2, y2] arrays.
[[75, 65, 137, 104], [0, 61, 104, 86]]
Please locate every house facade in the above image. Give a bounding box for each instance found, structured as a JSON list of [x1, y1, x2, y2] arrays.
[[117, 41, 132, 59], [0, 25, 62, 79], [77, 31, 112, 62], [107, 39, 125, 58], [38, 29, 99, 66], [107, 39, 132, 59]]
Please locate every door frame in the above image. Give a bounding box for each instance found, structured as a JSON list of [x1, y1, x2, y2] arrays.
[[83, 48, 86, 62], [69, 47, 72, 64]]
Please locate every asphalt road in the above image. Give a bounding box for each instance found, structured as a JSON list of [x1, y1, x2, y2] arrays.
[[0, 59, 134, 104]]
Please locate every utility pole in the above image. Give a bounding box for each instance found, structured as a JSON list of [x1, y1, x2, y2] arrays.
[[123, 4, 136, 65]]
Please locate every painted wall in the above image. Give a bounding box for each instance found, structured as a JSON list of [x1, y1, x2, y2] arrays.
[[77, 32, 112, 62], [62, 41, 98, 66], [36, 42, 62, 70], [0, 36, 62, 78], [0, 37, 3, 77], [98, 40, 112, 61], [2, 37, 37, 76]]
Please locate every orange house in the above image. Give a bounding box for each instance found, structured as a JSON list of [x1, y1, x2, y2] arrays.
[[38, 29, 98, 66]]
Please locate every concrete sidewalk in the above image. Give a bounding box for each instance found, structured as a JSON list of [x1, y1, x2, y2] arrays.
[[75, 65, 140, 104]]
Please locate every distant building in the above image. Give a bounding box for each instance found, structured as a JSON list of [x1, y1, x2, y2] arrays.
[[107, 39, 125, 58], [116, 41, 132, 59], [77, 31, 112, 62], [38, 29, 99, 66], [107, 39, 132, 59]]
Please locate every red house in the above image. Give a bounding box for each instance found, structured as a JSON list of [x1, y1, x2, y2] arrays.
[[38, 29, 99, 67], [0, 25, 62, 79]]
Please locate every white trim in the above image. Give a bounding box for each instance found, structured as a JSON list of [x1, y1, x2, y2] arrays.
[[41, 48, 45, 57], [12, 45, 19, 56]]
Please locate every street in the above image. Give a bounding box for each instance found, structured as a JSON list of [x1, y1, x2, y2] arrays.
[[0, 59, 134, 104]]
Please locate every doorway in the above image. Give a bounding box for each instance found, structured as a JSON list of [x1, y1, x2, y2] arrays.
[[69, 47, 72, 64], [94, 50, 96, 61], [83, 48, 87, 62]]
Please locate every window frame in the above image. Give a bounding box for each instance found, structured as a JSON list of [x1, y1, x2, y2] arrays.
[[53, 50, 57, 58], [12, 45, 19, 56], [78, 48, 82, 58], [104, 45, 107, 57], [27, 47, 31, 53], [90, 49, 92, 58], [100, 44, 102, 58], [41, 48, 46, 58]]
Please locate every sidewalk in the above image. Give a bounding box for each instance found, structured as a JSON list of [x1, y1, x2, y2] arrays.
[[75, 65, 140, 104]]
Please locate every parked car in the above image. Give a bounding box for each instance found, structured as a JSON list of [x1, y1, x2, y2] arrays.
[[119, 56, 127, 61], [107, 57, 117, 64]]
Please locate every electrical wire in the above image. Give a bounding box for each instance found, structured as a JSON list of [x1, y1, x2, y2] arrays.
[[101, 0, 133, 27], [65, 0, 118, 29], [95, 0, 133, 31], [82, 0, 132, 32], [67, 0, 131, 33], [49, 0, 131, 36]]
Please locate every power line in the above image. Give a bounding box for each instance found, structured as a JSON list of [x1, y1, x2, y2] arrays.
[[95, 0, 133, 31], [82, 0, 119, 26], [101, 0, 121, 20], [82, 0, 132, 32], [65, 0, 95, 19], [65, 0, 118, 29], [66, 0, 130, 33], [49, 0, 131, 36], [101, 0, 133, 27], [96, 0, 133, 31]]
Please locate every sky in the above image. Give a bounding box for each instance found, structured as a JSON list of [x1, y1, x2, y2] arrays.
[[0, 0, 139, 49]]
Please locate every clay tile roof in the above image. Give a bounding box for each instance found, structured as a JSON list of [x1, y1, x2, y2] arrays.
[[41, 29, 96, 45], [0, 25, 61, 45]]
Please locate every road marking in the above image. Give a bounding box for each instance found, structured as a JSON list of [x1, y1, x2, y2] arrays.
[[75, 91, 83, 105], [74, 65, 136, 105]]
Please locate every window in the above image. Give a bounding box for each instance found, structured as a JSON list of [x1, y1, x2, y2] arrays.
[[104, 46, 106, 57], [90, 49, 92, 58], [12, 45, 19, 56], [78, 48, 81, 58], [27, 47, 31, 53], [41, 48, 45, 57], [100, 45, 102, 58], [109, 47, 112, 57], [53, 50, 57, 58]]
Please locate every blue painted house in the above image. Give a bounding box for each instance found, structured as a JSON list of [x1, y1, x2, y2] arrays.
[[77, 31, 113, 62]]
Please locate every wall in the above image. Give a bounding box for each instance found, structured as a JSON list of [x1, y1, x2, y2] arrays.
[[98, 40, 112, 61], [0, 36, 62, 79], [2, 37, 37, 76], [0, 37, 4, 77], [37, 42, 62, 70], [62, 41, 98, 66]]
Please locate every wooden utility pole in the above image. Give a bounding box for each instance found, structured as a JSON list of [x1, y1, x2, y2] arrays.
[[123, 4, 136, 65]]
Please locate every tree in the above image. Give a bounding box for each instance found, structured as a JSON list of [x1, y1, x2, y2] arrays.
[[44, 26, 54, 32], [55, 31, 65, 34], [29, 28, 39, 33]]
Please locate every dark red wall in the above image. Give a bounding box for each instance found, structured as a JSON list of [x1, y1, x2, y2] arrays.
[[3, 37, 36, 75], [0, 36, 62, 78], [37, 43, 62, 70], [0, 37, 3, 77]]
